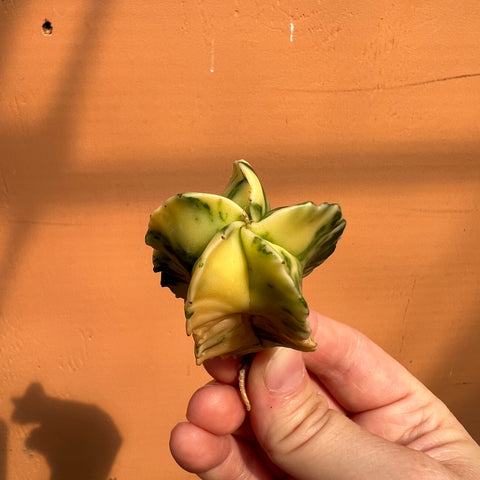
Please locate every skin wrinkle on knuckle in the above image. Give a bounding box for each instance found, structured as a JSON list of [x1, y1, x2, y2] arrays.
[[401, 398, 440, 446], [396, 394, 460, 452], [412, 428, 477, 469], [360, 391, 434, 446], [263, 387, 332, 461]]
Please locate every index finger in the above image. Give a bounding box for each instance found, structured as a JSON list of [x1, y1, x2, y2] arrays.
[[203, 356, 240, 384], [304, 311, 430, 413]]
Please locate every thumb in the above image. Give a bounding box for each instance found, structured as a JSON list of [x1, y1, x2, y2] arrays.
[[248, 347, 442, 480]]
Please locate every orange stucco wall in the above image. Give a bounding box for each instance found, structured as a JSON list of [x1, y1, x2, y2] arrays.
[[1, 2, 479, 478]]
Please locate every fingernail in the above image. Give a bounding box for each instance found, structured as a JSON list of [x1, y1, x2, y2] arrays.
[[264, 348, 305, 394]]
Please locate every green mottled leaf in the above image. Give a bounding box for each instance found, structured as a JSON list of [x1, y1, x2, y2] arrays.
[[222, 160, 269, 222], [250, 202, 346, 276], [240, 228, 314, 350], [145, 193, 246, 298], [186, 222, 254, 363]]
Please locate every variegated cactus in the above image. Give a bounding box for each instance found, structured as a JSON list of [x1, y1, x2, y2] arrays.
[[145, 160, 346, 365]]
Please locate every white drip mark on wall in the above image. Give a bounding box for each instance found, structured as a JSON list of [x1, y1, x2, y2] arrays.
[[290, 22, 294, 42], [210, 39, 215, 73]]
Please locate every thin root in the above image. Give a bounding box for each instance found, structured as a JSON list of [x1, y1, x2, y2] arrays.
[[238, 354, 254, 411]]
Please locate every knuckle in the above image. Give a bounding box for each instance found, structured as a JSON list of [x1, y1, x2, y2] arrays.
[[265, 388, 332, 460]]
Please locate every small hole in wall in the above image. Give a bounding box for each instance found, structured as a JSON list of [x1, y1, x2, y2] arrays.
[[42, 19, 53, 35]]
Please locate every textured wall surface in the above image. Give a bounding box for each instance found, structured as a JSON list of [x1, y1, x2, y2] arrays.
[[1, 1, 479, 478]]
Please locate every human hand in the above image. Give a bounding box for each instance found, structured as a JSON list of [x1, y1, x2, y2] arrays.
[[170, 311, 480, 479]]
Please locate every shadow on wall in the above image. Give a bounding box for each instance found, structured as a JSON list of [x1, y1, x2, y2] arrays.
[[0, 1, 113, 316], [0, 419, 6, 480], [11, 383, 121, 480]]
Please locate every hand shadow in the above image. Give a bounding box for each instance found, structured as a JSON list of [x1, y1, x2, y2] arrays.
[[11, 383, 121, 480]]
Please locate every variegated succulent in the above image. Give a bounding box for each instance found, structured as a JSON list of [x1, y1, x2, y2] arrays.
[[145, 160, 346, 365]]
